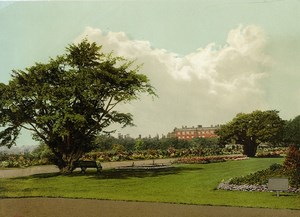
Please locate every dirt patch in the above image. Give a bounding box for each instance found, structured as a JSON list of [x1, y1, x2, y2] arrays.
[[0, 198, 299, 217]]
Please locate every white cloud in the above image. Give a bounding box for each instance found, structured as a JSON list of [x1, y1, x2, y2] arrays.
[[75, 25, 271, 137]]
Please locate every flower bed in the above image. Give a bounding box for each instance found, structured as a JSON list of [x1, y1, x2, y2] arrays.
[[255, 147, 287, 158], [218, 162, 300, 193], [174, 155, 248, 164], [0, 153, 50, 168], [256, 152, 282, 158], [218, 182, 300, 193]]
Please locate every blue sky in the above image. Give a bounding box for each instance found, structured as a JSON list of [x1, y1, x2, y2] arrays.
[[1, 0, 300, 146]]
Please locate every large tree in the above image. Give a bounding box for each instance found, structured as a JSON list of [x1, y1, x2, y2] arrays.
[[216, 110, 285, 157], [283, 115, 300, 147], [0, 39, 156, 173]]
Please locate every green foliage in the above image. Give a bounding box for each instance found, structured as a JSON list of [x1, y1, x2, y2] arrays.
[[216, 110, 285, 157], [284, 145, 300, 187], [90, 135, 224, 161], [175, 155, 247, 164], [191, 137, 220, 148], [230, 146, 300, 188], [0, 149, 52, 168], [283, 115, 300, 147], [255, 149, 284, 158], [0, 39, 155, 173], [31, 143, 55, 163], [94, 135, 220, 152], [229, 163, 286, 185], [82, 147, 227, 162]]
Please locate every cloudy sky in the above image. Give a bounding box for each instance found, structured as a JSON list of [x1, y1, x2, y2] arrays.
[[1, 0, 300, 145]]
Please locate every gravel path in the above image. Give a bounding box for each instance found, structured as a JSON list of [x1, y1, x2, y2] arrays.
[[1, 198, 300, 217]]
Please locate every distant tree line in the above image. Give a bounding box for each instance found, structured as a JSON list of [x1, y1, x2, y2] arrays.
[[93, 136, 220, 152]]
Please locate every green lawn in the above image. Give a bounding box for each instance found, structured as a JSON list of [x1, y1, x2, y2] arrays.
[[0, 158, 299, 209]]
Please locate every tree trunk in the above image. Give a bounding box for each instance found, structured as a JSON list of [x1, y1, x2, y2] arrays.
[[47, 139, 88, 174], [243, 142, 258, 157], [52, 150, 81, 174], [59, 164, 75, 174]]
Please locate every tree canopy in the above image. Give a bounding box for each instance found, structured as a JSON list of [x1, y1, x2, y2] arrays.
[[0, 39, 156, 172], [283, 115, 300, 147], [216, 110, 285, 157]]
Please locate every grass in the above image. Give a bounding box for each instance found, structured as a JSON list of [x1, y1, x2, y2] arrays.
[[0, 157, 299, 209]]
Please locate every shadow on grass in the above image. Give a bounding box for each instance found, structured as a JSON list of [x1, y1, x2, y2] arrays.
[[89, 166, 202, 180], [255, 156, 285, 159], [9, 166, 203, 180], [11, 172, 62, 180], [271, 193, 299, 197]]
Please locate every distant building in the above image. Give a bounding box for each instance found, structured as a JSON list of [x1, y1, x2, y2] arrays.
[[168, 125, 220, 140]]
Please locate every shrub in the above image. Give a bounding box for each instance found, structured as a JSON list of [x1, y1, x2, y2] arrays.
[[0, 161, 10, 168], [256, 152, 281, 158], [175, 155, 247, 165], [31, 143, 55, 165], [255, 147, 286, 158], [284, 145, 300, 187], [229, 163, 285, 185], [269, 163, 283, 171]]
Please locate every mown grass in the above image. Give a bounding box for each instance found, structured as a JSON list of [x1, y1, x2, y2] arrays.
[[0, 157, 299, 209]]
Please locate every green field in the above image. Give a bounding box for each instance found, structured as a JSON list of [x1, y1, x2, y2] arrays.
[[0, 158, 299, 209]]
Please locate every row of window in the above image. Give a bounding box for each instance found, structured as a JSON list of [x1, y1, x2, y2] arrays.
[[178, 135, 209, 139], [176, 130, 215, 135]]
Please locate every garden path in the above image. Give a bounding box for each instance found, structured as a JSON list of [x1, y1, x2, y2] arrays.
[[1, 198, 300, 217]]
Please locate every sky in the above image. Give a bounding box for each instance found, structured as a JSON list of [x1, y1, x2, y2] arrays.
[[0, 0, 300, 146]]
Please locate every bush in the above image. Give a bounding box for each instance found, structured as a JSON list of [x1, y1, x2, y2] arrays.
[[0, 161, 10, 168], [255, 147, 286, 158], [284, 145, 300, 187], [175, 155, 247, 165], [269, 163, 283, 171], [0, 144, 55, 168], [256, 152, 281, 158], [31, 144, 55, 165], [229, 163, 285, 185], [0, 154, 36, 168]]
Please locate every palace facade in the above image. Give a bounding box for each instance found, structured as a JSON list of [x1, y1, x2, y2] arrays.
[[168, 125, 220, 140]]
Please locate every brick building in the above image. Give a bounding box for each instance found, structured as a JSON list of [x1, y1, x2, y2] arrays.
[[168, 125, 220, 140]]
